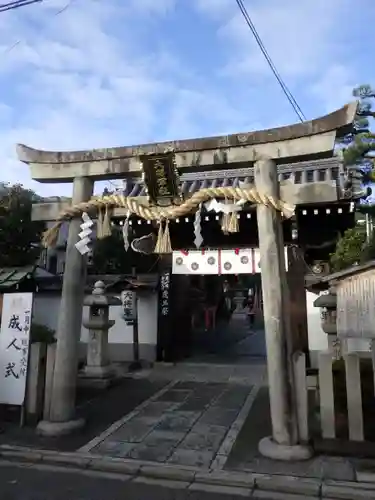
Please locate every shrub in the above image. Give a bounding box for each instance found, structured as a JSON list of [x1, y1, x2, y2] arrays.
[[330, 228, 366, 271]]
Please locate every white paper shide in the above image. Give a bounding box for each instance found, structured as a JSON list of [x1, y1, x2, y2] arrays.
[[0, 293, 33, 406]]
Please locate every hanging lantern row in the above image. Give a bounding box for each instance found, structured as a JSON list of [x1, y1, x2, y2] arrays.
[[171, 247, 289, 275], [111, 212, 254, 227], [109, 204, 350, 228], [300, 205, 352, 216], [110, 204, 351, 226]]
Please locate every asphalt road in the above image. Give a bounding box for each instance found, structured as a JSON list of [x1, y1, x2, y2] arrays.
[[0, 461, 250, 500]]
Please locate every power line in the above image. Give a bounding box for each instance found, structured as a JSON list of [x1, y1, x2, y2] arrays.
[[234, 0, 306, 122], [3, 0, 75, 54], [235, 0, 305, 121], [0, 0, 42, 13]]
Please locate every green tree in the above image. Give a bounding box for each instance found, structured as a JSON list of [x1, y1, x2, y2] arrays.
[[330, 223, 375, 271], [340, 84, 375, 217], [342, 84, 375, 172], [0, 182, 45, 267], [330, 227, 366, 271]]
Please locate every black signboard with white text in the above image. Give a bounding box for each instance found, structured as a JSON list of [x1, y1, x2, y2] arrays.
[[140, 153, 180, 207], [121, 290, 137, 325], [157, 270, 172, 361]]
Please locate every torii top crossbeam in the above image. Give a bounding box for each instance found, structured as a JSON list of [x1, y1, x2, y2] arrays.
[[16, 102, 358, 184]]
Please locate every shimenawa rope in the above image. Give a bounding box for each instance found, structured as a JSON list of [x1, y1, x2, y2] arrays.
[[42, 186, 294, 248]]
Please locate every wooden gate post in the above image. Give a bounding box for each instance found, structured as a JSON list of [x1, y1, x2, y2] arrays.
[[255, 158, 312, 460], [287, 246, 309, 358]]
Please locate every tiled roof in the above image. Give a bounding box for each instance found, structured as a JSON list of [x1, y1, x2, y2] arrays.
[[38, 157, 363, 204], [0, 266, 35, 290], [121, 158, 346, 198], [122, 171, 254, 197]]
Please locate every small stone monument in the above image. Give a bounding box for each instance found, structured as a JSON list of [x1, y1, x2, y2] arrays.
[[81, 280, 121, 387]]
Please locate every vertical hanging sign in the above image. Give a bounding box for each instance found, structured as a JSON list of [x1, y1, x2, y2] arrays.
[[157, 271, 172, 360], [140, 152, 181, 207], [121, 290, 137, 325], [160, 272, 170, 317], [0, 293, 33, 406]]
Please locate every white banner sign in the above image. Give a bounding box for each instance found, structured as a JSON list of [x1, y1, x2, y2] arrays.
[[121, 290, 137, 323], [172, 248, 289, 275], [0, 293, 33, 406]]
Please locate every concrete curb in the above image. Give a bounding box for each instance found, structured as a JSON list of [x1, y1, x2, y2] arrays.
[[2, 445, 375, 497]]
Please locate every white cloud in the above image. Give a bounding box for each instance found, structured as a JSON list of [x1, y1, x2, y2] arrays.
[[310, 64, 357, 113], [193, 0, 375, 120], [0, 0, 181, 195], [127, 0, 176, 15], [0, 103, 12, 122], [0, 0, 370, 200], [193, 0, 233, 18], [195, 0, 351, 80]]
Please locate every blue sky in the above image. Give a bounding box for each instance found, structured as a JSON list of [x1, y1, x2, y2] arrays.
[[0, 0, 375, 197]]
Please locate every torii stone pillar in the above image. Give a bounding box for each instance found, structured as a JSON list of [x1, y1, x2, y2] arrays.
[[37, 177, 94, 436], [255, 158, 312, 460]]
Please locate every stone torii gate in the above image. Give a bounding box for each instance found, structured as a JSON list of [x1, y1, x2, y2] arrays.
[[17, 102, 357, 459]]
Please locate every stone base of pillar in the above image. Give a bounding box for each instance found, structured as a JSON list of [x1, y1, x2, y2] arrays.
[[78, 365, 114, 388], [36, 418, 85, 437], [82, 365, 113, 378], [258, 436, 313, 461]]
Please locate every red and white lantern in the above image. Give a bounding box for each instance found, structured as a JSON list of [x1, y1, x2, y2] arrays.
[[172, 247, 289, 275], [253, 247, 289, 272], [172, 249, 219, 275], [219, 248, 253, 275]]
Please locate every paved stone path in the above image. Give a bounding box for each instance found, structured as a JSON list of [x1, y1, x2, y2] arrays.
[[131, 361, 266, 386], [79, 317, 267, 470], [188, 312, 266, 363], [83, 380, 260, 470]]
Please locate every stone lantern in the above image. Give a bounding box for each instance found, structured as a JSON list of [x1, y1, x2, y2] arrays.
[[314, 287, 338, 354], [82, 280, 121, 386]]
